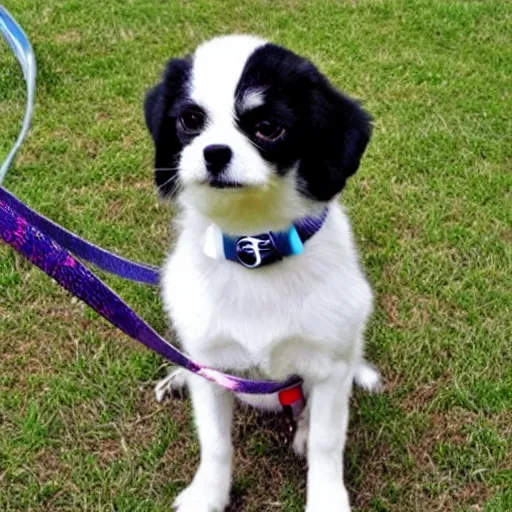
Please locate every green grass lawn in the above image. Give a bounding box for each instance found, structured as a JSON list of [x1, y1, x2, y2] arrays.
[[1, 0, 511, 510]]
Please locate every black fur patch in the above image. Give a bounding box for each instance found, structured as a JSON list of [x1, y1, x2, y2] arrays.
[[144, 58, 192, 197], [235, 43, 372, 201]]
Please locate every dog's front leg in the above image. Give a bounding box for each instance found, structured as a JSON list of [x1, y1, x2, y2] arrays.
[[174, 373, 234, 512], [305, 361, 354, 512]]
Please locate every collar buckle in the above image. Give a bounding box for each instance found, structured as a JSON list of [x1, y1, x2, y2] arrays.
[[235, 233, 282, 269]]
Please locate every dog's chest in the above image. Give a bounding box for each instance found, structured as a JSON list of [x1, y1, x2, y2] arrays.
[[161, 235, 370, 379]]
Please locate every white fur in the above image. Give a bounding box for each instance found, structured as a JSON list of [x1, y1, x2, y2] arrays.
[[179, 36, 269, 192], [162, 204, 373, 512], [240, 88, 266, 112], [157, 35, 377, 512]]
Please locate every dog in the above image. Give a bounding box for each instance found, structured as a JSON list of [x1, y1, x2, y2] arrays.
[[144, 34, 379, 512]]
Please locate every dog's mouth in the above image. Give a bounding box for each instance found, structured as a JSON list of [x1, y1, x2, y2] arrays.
[[205, 177, 246, 189]]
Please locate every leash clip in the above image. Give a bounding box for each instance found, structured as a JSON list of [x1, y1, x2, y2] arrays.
[[278, 384, 306, 422]]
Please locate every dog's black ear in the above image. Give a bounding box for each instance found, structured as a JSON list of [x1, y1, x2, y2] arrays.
[[298, 73, 372, 201], [144, 58, 191, 197], [144, 58, 191, 141], [144, 82, 165, 141]]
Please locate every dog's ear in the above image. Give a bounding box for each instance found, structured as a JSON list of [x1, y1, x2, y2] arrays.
[[144, 82, 165, 141], [298, 72, 372, 201], [144, 58, 191, 197], [144, 58, 190, 142]]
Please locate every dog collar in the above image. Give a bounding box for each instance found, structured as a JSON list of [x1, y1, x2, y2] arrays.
[[203, 208, 329, 269]]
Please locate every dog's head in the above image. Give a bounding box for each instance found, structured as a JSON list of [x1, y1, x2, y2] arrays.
[[144, 35, 371, 231]]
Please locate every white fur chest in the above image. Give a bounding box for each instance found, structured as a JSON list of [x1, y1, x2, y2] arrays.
[[160, 204, 372, 381]]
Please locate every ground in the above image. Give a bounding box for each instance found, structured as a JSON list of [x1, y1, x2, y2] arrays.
[[0, 0, 511, 510]]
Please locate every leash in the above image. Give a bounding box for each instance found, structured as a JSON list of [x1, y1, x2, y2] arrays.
[[0, 5, 35, 185], [0, 6, 305, 418], [0, 186, 160, 285], [0, 192, 302, 397]]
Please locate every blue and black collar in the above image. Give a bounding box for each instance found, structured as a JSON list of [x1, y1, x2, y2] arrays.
[[222, 208, 329, 269]]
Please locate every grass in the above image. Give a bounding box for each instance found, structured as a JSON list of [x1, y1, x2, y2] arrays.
[[0, 0, 511, 510]]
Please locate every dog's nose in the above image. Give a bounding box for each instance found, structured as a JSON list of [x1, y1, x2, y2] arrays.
[[203, 144, 232, 175]]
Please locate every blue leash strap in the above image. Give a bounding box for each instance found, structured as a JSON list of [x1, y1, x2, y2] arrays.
[[0, 5, 36, 185]]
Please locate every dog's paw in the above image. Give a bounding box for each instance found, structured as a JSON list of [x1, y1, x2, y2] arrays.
[[292, 413, 309, 457], [306, 483, 351, 512], [155, 368, 188, 402], [354, 361, 382, 393], [173, 479, 230, 512]]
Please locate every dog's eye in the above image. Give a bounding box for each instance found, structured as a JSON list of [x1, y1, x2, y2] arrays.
[[255, 121, 285, 142], [178, 110, 205, 134]]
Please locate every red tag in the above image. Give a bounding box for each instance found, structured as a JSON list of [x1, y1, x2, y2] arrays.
[[278, 386, 303, 406]]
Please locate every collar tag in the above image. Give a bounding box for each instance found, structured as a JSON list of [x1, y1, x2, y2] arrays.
[[203, 224, 225, 260], [278, 385, 306, 422]]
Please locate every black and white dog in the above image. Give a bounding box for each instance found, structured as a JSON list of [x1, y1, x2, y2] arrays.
[[145, 35, 379, 512]]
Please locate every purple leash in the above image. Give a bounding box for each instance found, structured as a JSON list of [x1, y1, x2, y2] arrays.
[[0, 189, 302, 396], [0, 186, 160, 285], [0, 6, 305, 418]]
